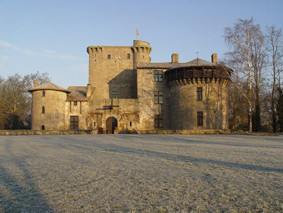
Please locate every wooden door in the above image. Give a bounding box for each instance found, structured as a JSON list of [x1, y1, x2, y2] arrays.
[[70, 116, 79, 130], [106, 117, 117, 134]]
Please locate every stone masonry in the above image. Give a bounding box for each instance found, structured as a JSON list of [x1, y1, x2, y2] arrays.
[[28, 40, 232, 133]]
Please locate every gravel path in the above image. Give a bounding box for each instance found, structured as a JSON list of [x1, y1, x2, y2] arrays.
[[0, 134, 282, 212]]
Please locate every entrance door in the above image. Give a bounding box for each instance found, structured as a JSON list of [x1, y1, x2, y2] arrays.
[[106, 117, 117, 134], [70, 116, 79, 130]]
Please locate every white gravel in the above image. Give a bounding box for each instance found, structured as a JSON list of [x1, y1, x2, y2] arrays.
[[0, 134, 282, 212]]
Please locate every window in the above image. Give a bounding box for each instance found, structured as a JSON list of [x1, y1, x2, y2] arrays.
[[154, 91, 163, 104], [127, 53, 131, 59], [41, 125, 45, 130], [197, 87, 203, 101], [154, 115, 163, 128], [154, 70, 163, 82], [112, 90, 118, 99], [42, 106, 45, 114], [107, 54, 111, 59], [74, 101, 77, 106], [130, 121, 132, 127], [42, 90, 45, 97], [197, 111, 203, 126], [70, 116, 79, 130]]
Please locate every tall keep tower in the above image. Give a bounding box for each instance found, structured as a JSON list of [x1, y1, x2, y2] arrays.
[[86, 40, 151, 99]]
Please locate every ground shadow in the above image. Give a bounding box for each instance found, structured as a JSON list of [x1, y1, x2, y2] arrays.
[[55, 136, 283, 174], [108, 69, 137, 99], [0, 139, 54, 212]]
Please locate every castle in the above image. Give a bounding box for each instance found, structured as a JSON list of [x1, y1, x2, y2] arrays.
[[28, 40, 232, 133]]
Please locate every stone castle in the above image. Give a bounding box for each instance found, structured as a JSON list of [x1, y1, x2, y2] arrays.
[[28, 40, 232, 133]]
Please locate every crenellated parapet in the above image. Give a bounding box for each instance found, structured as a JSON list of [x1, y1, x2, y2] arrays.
[[131, 46, 152, 54], [87, 46, 103, 55]]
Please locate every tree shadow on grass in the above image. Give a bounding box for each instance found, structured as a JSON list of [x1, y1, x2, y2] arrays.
[[0, 139, 54, 213], [57, 137, 283, 174]]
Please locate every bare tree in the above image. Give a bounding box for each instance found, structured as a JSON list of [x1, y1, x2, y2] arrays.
[[225, 18, 266, 132], [0, 72, 50, 129], [266, 25, 283, 132]]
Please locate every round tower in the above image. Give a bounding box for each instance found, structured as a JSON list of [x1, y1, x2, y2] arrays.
[[165, 64, 232, 130], [28, 81, 70, 130], [132, 40, 152, 68]]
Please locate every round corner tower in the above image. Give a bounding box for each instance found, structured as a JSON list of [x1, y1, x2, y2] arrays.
[[28, 81, 69, 130], [165, 64, 232, 130], [132, 40, 152, 68]]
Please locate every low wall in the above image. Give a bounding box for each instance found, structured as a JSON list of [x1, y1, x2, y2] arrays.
[[0, 130, 93, 136], [0, 129, 231, 136], [137, 129, 230, 134]]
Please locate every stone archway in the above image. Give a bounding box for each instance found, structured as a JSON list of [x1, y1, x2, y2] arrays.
[[106, 117, 118, 134]]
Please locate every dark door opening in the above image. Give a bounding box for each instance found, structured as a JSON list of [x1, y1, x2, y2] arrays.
[[106, 117, 117, 134]]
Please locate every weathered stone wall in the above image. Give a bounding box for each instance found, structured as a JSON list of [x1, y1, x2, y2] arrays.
[[86, 99, 139, 131], [31, 90, 67, 130], [137, 68, 168, 130], [87, 46, 136, 99], [65, 101, 89, 130], [168, 79, 229, 130]]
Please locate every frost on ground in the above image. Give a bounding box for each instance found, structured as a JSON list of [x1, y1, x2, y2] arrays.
[[0, 135, 282, 213]]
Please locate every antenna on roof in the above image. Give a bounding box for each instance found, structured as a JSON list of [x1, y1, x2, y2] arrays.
[[196, 52, 199, 65]]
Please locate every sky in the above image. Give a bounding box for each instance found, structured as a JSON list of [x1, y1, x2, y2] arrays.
[[1, 0, 283, 88]]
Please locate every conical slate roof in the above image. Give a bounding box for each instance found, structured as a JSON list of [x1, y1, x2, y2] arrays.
[[28, 81, 70, 93]]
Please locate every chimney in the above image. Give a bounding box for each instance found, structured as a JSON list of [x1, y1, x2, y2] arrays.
[[211, 53, 217, 64], [86, 84, 92, 97], [33, 80, 38, 87], [171, 53, 179, 63]]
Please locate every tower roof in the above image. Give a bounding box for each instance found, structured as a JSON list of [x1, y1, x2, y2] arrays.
[[28, 81, 70, 93], [186, 58, 215, 66]]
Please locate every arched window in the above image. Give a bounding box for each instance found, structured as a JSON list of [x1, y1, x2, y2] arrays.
[[42, 106, 45, 113], [41, 125, 45, 130]]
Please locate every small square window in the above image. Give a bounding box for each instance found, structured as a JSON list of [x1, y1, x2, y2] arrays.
[[112, 91, 118, 99], [107, 54, 111, 59], [154, 70, 163, 82]]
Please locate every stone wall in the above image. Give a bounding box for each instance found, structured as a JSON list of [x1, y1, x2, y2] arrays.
[[168, 79, 230, 130], [65, 101, 89, 130], [31, 90, 67, 130], [87, 99, 139, 131], [87, 46, 136, 99], [137, 68, 168, 130]]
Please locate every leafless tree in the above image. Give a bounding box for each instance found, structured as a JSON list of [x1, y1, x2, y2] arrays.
[[266, 25, 283, 132], [0, 72, 50, 129], [224, 18, 267, 132]]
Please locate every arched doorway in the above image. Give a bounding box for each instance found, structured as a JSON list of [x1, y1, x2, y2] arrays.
[[106, 117, 118, 134]]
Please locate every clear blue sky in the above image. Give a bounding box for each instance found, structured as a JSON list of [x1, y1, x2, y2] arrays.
[[1, 0, 283, 88]]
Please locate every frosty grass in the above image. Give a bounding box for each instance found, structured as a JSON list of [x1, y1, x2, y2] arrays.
[[0, 134, 282, 212]]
